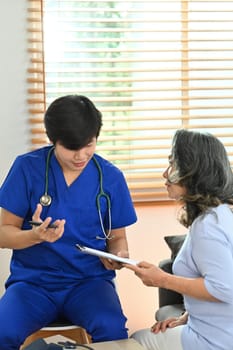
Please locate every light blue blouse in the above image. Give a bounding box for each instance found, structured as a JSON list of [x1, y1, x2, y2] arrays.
[[173, 204, 233, 350]]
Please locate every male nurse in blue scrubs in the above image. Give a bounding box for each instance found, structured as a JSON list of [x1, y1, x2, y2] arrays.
[[0, 95, 137, 350]]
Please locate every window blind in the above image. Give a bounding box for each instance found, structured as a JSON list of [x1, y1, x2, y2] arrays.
[[27, 0, 233, 202]]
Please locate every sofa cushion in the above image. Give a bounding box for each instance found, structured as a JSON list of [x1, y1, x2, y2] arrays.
[[155, 304, 185, 321], [164, 234, 186, 261]]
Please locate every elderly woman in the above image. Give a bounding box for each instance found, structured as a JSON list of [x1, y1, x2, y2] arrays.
[[125, 129, 233, 350]]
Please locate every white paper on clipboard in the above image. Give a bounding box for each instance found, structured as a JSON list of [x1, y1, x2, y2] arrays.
[[76, 244, 139, 266]]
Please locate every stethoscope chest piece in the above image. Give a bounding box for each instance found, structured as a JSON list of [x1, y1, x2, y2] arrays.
[[40, 194, 52, 206], [40, 146, 54, 207]]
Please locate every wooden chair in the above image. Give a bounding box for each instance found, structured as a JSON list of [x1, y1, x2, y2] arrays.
[[21, 317, 91, 349]]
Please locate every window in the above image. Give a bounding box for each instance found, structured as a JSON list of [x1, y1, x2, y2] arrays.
[[27, 0, 233, 202]]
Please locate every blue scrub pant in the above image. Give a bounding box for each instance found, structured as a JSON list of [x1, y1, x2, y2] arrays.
[[0, 279, 128, 350]]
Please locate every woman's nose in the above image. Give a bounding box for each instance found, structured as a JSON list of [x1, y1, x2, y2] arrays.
[[163, 167, 169, 179]]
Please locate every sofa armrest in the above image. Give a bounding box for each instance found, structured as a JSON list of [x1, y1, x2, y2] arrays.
[[158, 258, 184, 308], [159, 258, 173, 273], [155, 304, 185, 321]]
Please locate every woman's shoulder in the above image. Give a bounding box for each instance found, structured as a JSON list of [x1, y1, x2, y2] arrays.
[[199, 204, 232, 223], [192, 204, 233, 240]]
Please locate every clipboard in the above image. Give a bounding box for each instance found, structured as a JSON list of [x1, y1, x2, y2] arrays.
[[76, 244, 138, 266]]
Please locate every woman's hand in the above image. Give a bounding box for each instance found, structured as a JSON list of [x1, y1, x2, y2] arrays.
[[151, 312, 188, 333], [125, 260, 218, 301], [124, 261, 166, 287]]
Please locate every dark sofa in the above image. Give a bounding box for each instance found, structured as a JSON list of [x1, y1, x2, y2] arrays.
[[155, 234, 186, 321]]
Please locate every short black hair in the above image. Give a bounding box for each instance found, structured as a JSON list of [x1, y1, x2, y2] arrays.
[[44, 95, 102, 149]]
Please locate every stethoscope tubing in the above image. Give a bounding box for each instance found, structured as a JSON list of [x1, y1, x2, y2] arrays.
[[40, 147, 112, 239]]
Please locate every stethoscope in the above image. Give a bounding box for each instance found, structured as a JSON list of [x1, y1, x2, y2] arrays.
[[40, 146, 112, 240]]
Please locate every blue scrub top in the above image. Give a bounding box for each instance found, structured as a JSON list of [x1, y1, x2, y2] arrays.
[[0, 146, 137, 288]]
